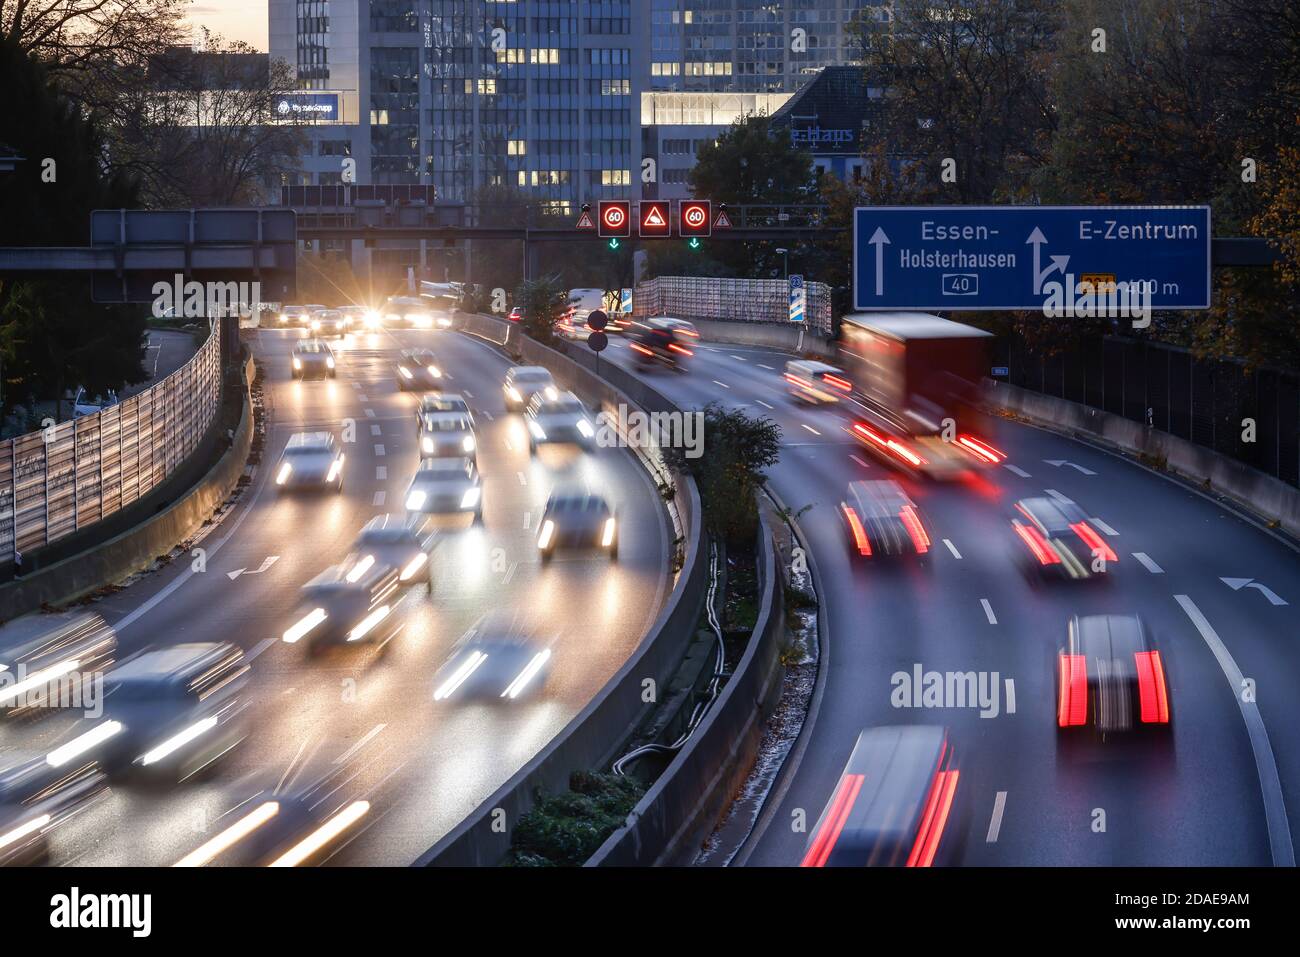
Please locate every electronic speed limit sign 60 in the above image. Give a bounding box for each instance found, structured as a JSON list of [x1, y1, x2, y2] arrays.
[[598, 201, 631, 238], [679, 200, 711, 238]]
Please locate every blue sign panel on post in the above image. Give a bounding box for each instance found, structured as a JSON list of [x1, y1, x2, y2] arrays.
[[788, 274, 806, 323], [853, 206, 1211, 312], [620, 288, 633, 314]]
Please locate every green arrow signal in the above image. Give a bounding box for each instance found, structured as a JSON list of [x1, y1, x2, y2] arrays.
[[688, 237, 701, 250], [608, 238, 620, 250]]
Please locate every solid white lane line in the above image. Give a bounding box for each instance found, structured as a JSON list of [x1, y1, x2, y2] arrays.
[[1132, 552, 1164, 574], [986, 791, 1008, 843], [1175, 594, 1294, 867], [943, 539, 962, 559], [801, 424, 821, 436], [372, 491, 386, 506], [1090, 517, 1119, 536], [755, 399, 775, 410], [712, 380, 731, 389], [849, 454, 871, 469], [375, 466, 387, 480], [374, 444, 386, 457], [730, 355, 746, 361], [1003, 464, 1031, 478], [370, 424, 381, 436], [757, 363, 775, 370], [980, 599, 997, 625], [334, 723, 387, 765]]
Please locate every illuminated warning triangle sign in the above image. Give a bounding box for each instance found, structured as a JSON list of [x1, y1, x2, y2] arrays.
[[575, 210, 595, 229], [714, 209, 732, 228], [644, 205, 667, 227]]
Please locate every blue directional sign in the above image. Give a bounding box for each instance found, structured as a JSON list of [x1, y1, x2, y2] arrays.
[[788, 274, 806, 323], [620, 288, 633, 314], [853, 206, 1211, 312]]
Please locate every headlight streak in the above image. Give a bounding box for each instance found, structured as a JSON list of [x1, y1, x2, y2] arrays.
[[276, 462, 292, 485], [399, 552, 428, 581], [293, 358, 302, 370], [346, 554, 375, 583], [399, 366, 413, 379], [283, 607, 328, 643], [268, 800, 371, 867], [0, 657, 82, 706], [502, 649, 552, 699], [434, 651, 489, 700], [0, 814, 51, 850], [327, 455, 344, 482], [537, 520, 555, 550], [326, 356, 335, 369], [46, 720, 123, 767], [174, 801, 280, 867], [460, 487, 481, 509], [421, 436, 435, 454], [406, 490, 427, 510], [576, 418, 594, 438], [348, 606, 391, 642], [527, 420, 546, 440], [139, 716, 219, 766], [601, 517, 617, 548], [428, 365, 441, 377], [462, 435, 476, 452]]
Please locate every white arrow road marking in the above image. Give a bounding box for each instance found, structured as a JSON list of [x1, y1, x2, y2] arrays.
[[1175, 595, 1294, 866], [868, 227, 890, 296], [943, 539, 962, 559], [980, 599, 997, 625], [1044, 459, 1096, 475], [1220, 577, 1288, 606], [227, 555, 279, 580], [1003, 464, 1032, 478], [986, 791, 1008, 843], [1132, 552, 1164, 574]]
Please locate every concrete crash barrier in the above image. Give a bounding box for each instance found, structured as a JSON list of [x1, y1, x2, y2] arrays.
[[652, 317, 837, 360], [417, 314, 707, 867], [0, 357, 256, 620], [587, 510, 785, 867], [989, 380, 1300, 539]]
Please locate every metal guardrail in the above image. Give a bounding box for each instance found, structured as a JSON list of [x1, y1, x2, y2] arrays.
[[0, 324, 221, 567], [633, 275, 833, 336]]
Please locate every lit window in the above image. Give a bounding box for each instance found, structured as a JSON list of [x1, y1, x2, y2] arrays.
[[508, 139, 527, 155]]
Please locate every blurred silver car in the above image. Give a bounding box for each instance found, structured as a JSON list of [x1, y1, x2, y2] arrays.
[[284, 556, 404, 654], [275, 432, 345, 492], [525, 391, 596, 454], [840, 480, 931, 558], [1012, 495, 1117, 580], [537, 491, 617, 561], [503, 366, 557, 413], [0, 612, 116, 719], [309, 309, 347, 338], [73, 643, 251, 782], [415, 392, 473, 429], [433, 619, 553, 703], [291, 338, 336, 379], [404, 457, 482, 522], [394, 348, 443, 391], [418, 412, 477, 462], [351, 514, 435, 585], [277, 304, 320, 327], [0, 752, 106, 866]]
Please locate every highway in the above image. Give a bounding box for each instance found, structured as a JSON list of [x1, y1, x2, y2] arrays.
[[1, 323, 672, 866], [597, 331, 1298, 867]]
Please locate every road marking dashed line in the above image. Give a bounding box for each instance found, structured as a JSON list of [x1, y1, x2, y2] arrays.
[[986, 791, 1007, 843], [980, 599, 997, 625], [943, 539, 962, 559], [1132, 552, 1164, 574]]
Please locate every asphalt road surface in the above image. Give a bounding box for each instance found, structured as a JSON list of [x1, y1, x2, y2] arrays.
[[598, 332, 1297, 868], [3, 324, 672, 866]]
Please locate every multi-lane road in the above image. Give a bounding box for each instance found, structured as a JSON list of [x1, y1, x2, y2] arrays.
[[3, 323, 672, 866], [597, 331, 1297, 867]]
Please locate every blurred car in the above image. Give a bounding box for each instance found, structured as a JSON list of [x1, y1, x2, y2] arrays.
[[72, 387, 119, 419], [383, 295, 435, 329], [72, 642, 251, 782], [275, 431, 345, 492], [393, 348, 443, 391], [648, 316, 699, 340], [351, 514, 435, 585], [503, 365, 558, 413], [537, 491, 617, 561], [557, 311, 591, 340], [291, 338, 336, 379], [415, 392, 473, 429], [525, 391, 596, 454], [1057, 614, 1171, 735], [432, 624, 553, 703], [337, 305, 369, 330], [175, 772, 374, 867], [630, 324, 692, 372], [404, 457, 482, 522], [0, 752, 106, 866], [848, 416, 1003, 479], [276, 304, 317, 327], [418, 411, 477, 463], [840, 480, 931, 558], [309, 309, 347, 338], [0, 612, 116, 719], [1012, 496, 1117, 579], [283, 556, 403, 654], [507, 306, 524, 323], [785, 359, 853, 404], [801, 726, 961, 867]]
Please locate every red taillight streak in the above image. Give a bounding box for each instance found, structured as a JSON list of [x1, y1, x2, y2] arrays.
[[1069, 522, 1117, 564], [1058, 654, 1088, 727], [1013, 521, 1060, 565], [822, 374, 852, 391], [906, 768, 959, 867], [898, 505, 930, 553], [886, 439, 924, 467], [842, 505, 871, 555], [956, 434, 1003, 464], [681, 329, 700, 337], [785, 373, 814, 389], [853, 422, 887, 447], [631, 343, 653, 356], [800, 773, 865, 867], [1134, 650, 1170, 723], [668, 343, 693, 355]]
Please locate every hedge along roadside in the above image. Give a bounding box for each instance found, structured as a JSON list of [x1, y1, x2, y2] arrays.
[[415, 313, 707, 867], [586, 507, 784, 866], [0, 355, 256, 620]]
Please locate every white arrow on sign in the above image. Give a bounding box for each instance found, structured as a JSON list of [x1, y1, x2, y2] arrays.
[[1220, 577, 1288, 606], [1027, 227, 1070, 295], [869, 227, 890, 296], [1044, 459, 1096, 475], [227, 555, 280, 580]]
